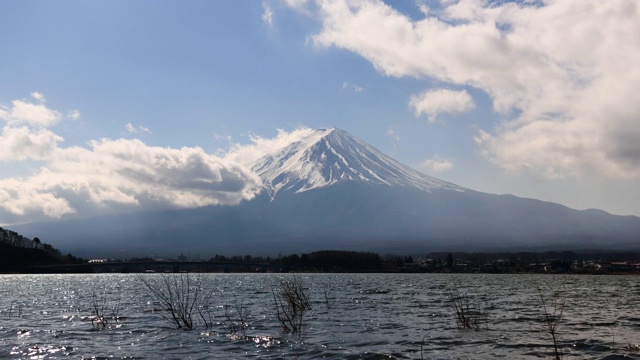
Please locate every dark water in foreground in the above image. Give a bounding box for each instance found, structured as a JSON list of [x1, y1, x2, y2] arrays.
[[0, 273, 639, 359]]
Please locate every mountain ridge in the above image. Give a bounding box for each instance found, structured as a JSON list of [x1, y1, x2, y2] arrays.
[[12, 127, 640, 257]]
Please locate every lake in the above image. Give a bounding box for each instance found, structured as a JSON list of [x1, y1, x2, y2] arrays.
[[1, 273, 639, 359]]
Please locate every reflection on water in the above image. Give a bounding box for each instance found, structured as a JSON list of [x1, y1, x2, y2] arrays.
[[0, 273, 639, 359]]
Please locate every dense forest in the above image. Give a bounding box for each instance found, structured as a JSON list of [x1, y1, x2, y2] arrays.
[[0, 227, 81, 272], [209, 250, 385, 271]]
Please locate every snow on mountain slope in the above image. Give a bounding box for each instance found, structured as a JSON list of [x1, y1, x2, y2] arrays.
[[13, 127, 640, 257], [247, 128, 464, 198]]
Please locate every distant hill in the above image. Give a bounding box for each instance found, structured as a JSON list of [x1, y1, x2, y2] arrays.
[[0, 227, 76, 272], [13, 128, 640, 258]]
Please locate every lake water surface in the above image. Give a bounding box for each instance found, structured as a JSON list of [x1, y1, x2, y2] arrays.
[[1, 273, 639, 359]]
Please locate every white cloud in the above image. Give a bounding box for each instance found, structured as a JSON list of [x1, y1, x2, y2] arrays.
[[342, 81, 364, 92], [409, 89, 475, 122], [385, 128, 399, 142], [0, 126, 64, 161], [125, 122, 151, 135], [297, 0, 640, 179], [385, 128, 400, 150], [0, 93, 264, 224], [31, 92, 45, 102], [67, 109, 81, 120], [0, 177, 74, 219], [262, 2, 274, 27], [416, 2, 430, 16], [285, 0, 310, 9], [284, 0, 313, 14], [421, 155, 453, 172], [1, 99, 61, 127], [226, 127, 318, 165], [0, 94, 65, 162], [0, 138, 263, 224]]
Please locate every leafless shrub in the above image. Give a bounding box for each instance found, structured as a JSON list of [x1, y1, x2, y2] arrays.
[[537, 283, 566, 360], [138, 272, 214, 330], [224, 301, 249, 337], [321, 281, 333, 309], [89, 287, 120, 330], [271, 275, 312, 334], [7, 301, 23, 317], [196, 294, 215, 330], [449, 279, 488, 329]]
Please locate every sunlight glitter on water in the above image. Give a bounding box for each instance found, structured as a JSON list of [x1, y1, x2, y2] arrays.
[[0, 273, 639, 359]]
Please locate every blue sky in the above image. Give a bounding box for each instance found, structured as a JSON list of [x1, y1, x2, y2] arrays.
[[1, 0, 640, 224]]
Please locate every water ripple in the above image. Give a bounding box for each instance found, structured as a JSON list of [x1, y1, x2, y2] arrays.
[[1, 273, 639, 358]]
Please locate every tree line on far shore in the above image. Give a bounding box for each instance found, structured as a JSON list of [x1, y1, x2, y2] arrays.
[[0, 226, 83, 272]]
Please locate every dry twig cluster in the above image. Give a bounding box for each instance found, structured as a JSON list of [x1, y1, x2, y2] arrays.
[[89, 288, 121, 330], [537, 283, 566, 360], [449, 279, 488, 329], [139, 273, 214, 330], [271, 275, 312, 334]]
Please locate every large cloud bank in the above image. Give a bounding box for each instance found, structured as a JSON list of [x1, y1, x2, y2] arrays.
[[0, 94, 262, 225], [291, 0, 640, 178]]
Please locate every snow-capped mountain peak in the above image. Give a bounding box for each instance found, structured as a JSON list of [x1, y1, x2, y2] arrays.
[[247, 127, 464, 198]]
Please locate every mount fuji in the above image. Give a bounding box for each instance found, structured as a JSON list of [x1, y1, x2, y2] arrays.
[[249, 127, 462, 198], [14, 128, 640, 257]]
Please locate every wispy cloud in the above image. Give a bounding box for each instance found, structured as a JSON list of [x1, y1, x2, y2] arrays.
[[284, 0, 311, 11], [342, 81, 364, 93], [385, 128, 400, 150], [226, 127, 317, 165], [262, 2, 274, 28], [409, 89, 475, 122], [67, 109, 81, 120], [125, 122, 151, 135], [421, 155, 453, 173], [30, 91, 45, 102], [385, 128, 399, 142], [416, 1, 430, 16]]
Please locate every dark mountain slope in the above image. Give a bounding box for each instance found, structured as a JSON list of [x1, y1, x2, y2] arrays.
[[13, 128, 640, 257], [15, 182, 640, 257]]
